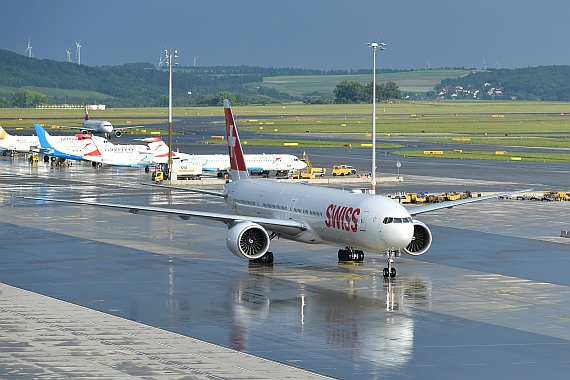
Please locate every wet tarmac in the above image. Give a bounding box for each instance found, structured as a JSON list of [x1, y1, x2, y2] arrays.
[[1, 131, 570, 379]]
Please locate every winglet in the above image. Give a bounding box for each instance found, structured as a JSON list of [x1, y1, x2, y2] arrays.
[[84, 102, 89, 121], [224, 99, 249, 181]]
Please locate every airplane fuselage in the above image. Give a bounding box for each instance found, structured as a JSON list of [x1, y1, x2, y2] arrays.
[[198, 154, 306, 172], [225, 178, 415, 253], [83, 119, 114, 135]]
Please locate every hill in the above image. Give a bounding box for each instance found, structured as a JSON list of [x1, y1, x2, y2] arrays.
[[436, 66, 570, 100], [2, 48, 570, 106]]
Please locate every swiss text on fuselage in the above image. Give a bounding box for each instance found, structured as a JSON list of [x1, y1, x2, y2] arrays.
[[325, 204, 360, 232]]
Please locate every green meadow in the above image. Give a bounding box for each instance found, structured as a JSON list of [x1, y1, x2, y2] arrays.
[[1, 101, 569, 160]]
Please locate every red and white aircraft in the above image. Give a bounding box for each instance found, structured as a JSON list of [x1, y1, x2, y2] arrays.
[[25, 100, 528, 277], [79, 102, 138, 138]]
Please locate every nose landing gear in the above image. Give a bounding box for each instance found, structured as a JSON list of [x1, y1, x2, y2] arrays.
[[383, 250, 398, 278]]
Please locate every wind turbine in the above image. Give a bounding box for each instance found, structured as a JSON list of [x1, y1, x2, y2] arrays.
[[66, 48, 72, 63], [25, 39, 33, 58], [75, 40, 82, 65], [193, 56, 199, 67]]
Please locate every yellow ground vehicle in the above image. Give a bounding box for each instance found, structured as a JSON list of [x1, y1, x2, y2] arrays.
[[332, 165, 356, 176], [151, 170, 164, 182], [292, 152, 326, 179]]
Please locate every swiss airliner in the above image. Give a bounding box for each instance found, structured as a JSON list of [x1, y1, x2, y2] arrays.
[[25, 100, 528, 277]]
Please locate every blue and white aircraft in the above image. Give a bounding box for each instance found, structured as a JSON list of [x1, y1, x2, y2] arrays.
[[34, 124, 109, 161]]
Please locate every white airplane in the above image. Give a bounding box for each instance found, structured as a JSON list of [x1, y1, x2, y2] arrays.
[[79, 102, 138, 138], [0, 126, 42, 153], [81, 135, 155, 168], [25, 100, 529, 277], [0, 125, 104, 158], [144, 136, 307, 175]]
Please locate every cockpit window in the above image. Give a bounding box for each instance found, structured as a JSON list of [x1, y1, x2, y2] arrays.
[[383, 217, 412, 224]]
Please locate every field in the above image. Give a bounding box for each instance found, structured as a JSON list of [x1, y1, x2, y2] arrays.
[[1, 101, 569, 161], [257, 69, 471, 96]]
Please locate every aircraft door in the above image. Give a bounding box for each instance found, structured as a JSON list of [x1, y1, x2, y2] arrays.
[[287, 197, 298, 220], [359, 211, 369, 231]]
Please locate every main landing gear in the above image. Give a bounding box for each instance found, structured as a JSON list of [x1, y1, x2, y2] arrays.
[[338, 247, 364, 262], [383, 251, 398, 278]]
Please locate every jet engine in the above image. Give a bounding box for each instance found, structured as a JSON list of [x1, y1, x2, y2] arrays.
[[114, 130, 122, 138], [226, 222, 270, 260], [402, 220, 432, 256], [80, 129, 88, 134]]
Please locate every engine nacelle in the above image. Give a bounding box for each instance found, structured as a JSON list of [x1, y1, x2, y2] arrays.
[[226, 222, 270, 260], [114, 129, 122, 138], [80, 129, 89, 134], [402, 220, 432, 256]]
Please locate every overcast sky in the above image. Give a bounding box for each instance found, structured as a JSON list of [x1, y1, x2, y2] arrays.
[[2, 1, 569, 70]]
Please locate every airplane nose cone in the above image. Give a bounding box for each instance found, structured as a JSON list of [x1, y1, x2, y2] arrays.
[[391, 223, 415, 249]]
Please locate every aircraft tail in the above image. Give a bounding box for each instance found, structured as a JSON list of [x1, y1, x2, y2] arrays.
[[84, 102, 90, 121], [82, 138, 102, 158], [34, 124, 54, 151], [0, 126, 10, 141], [224, 99, 249, 181], [142, 137, 171, 160]]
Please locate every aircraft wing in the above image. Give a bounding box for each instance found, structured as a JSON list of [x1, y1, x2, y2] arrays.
[[406, 188, 532, 216], [116, 126, 144, 131], [22, 197, 308, 235], [142, 183, 227, 197]]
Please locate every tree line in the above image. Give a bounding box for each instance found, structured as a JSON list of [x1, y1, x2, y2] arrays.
[[2, 47, 570, 107], [435, 66, 570, 100]]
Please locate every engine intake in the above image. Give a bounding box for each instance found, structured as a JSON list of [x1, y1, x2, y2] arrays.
[[403, 220, 432, 256], [114, 129, 122, 138], [226, 222, 270, 260]]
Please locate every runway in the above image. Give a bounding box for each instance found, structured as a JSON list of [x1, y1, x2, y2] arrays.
[[1, 142, 570, 379]]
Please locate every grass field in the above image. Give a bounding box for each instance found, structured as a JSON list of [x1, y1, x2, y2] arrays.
[[392, 150, 570, 162], [1, 101, 569, 160], [258, 69, 471, 96]]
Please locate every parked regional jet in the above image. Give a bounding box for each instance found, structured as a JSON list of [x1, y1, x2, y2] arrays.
[[144, 136, 307, 175], [34, 124, 111, 161], [78, 102, 138, 138], [0, 124, 104, 158], [25, 100, 529, 277], [81, 135, 155, 168]]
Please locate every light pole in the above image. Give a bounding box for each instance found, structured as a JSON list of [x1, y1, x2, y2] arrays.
[[366, 39, 386, 194], [164, 47, 178, 180]]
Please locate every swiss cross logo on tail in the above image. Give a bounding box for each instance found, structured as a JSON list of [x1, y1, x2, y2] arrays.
[[224, 99, 248, 174]]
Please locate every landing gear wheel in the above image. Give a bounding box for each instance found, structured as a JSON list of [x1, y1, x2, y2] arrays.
[[383, 251, 398, 278], [251, 251, 274, 264]]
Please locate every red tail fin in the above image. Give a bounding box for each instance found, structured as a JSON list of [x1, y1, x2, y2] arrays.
[[84, 102, 90, 121], [224, 99, 249, 180]]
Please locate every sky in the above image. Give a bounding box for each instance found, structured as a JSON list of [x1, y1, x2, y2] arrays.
[[2, 0, 569, 70]]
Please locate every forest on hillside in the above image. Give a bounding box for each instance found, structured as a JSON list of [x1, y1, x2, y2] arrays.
[[1, 48, 570, 107]]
